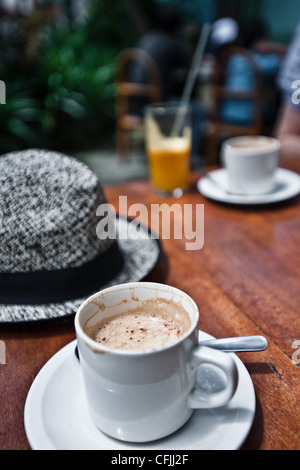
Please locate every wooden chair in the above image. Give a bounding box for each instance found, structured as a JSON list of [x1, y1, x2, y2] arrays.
[[206, 47, 263, 164], [115, 48, 161, 158]]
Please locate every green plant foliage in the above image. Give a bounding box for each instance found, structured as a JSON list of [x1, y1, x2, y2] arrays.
[[0, 85, 42, 154], [33, 28, 118, 150], [0, 0, 138, 154]]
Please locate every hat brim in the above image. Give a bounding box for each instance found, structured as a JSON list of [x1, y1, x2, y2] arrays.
[[0, 217, 162, 323]]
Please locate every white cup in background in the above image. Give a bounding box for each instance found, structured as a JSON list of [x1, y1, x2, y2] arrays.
[[222, 136, 280, 195]]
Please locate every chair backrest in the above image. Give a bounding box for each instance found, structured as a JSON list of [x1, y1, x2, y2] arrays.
[[212, 46, 263, 132], [116, 48, 162, 118]]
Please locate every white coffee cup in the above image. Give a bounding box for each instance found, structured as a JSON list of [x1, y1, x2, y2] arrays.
[[222, 136, 280, 195], [75, 282, 238, 443]]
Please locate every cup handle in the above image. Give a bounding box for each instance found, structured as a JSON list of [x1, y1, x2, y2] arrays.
[[188, 346, 239, 409]]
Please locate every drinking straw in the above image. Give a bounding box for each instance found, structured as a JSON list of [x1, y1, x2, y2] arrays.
[[171, 22, 211, 137]]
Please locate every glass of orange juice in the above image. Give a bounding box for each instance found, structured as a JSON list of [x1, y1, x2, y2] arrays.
[[145, 103, 191, 197]]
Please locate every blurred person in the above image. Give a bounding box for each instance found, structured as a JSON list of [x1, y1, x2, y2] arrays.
[[128, 6, 208, 159], [219, 17, 285, 127], [128, 6, 189, 113], [275, 23, 300, 158]]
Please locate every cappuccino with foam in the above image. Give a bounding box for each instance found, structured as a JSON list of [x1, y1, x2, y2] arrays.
[[85, 298, 191, 351], [227, 136, 277, 151], [75, 282, 239, 442]]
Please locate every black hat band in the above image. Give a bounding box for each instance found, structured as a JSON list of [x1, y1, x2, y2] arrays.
[[0, 241, 124, 305]]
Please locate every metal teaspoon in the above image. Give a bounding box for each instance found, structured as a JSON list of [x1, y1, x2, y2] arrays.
[[198, 335, 268, 352]]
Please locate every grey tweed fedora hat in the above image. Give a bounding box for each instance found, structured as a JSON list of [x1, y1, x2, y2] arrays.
[[0, 149, 161, 323]]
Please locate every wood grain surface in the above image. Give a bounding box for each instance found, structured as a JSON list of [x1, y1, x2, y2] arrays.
[[1, 157, 300, 450]]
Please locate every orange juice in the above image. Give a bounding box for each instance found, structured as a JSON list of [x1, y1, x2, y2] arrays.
[[148, 139, 191, 193], [145, 104, 191, 195]]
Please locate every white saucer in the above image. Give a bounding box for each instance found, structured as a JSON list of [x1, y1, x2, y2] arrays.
[[197, 168, 300, 205], [24, 335, 256, 450]]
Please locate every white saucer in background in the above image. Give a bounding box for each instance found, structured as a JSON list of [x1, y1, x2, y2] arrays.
[[24, 334, 255, 450], [197, 168, 300, 205]]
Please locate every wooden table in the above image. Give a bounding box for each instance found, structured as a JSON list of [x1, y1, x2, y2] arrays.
[[1, 157, 300, 450]]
